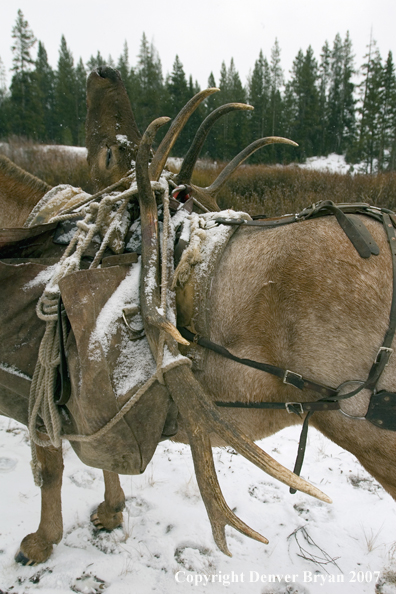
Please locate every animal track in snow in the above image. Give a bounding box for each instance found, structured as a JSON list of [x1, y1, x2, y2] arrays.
[[248, 481, 282, 503], [174, 544, 216, 573], [0, 456, 17, 472]]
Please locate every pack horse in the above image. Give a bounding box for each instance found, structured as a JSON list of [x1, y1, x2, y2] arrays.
[[1, 66, 396, 567]]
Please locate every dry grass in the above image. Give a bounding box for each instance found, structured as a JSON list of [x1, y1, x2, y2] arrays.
[[2, 138, 396, 215], [192, 163, 396, 217], [0, 137, 93, 193]]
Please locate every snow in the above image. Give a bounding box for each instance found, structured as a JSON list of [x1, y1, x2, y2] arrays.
[[0, 142, 88, 158], [88, 263, 141, 360], [297, 153, 355, 175], [1, 417, 396, 594], [0, 362, 31, 382], [168, 152, 370, 178], [23, 263, 59, 291]]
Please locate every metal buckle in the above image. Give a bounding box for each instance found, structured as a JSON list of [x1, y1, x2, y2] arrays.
[[122, 308, 145, 341], [285, 402, 304, 414], [375, 347, 393, 365], [283, 369, 303, 386]]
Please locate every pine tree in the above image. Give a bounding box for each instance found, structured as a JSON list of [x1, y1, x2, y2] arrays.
[[75, 58, 87, 146], [318, 41, 331, 155], [205, 72, 220, 159], [270, 39, 283, 135], [166, 55, 189, 114], [385, 53, 396, 170], [117, 41, 132, 98], [282, 79, 298, 145], [269, 39, 284, 161], [341, 31, 356, 153], [9, 9, 39, 137], [214, 59, 248, 160], [107, 55, 115, 68], [135, 33, 164, 134], [165, 55, 190, 154], [86, 51, 106, 72], [327, 33, 344, 153], [289, 47, 320, 159], [35, 41, 55, 141], [11, 9, 36, 75], [54, 35, 77, 144], [376, 52, 396, 170], [357, 37, 383, 172], [248, 51, 271, 161]]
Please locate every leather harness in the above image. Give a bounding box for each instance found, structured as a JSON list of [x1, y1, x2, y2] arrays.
[[176, 201, 396, 488]]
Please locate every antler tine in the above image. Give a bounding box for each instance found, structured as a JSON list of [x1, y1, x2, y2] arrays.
[[149, 88, 220, 182], [208, 136, 298, 196], [177, 103, 254, 186], [165, 366, 332, 502], [187, 426, 268, 555], [164, 365, 331, 553]]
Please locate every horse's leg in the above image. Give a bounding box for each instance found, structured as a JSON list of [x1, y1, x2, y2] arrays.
[[91, 470, 125, 530], [15, 439, 64, 565]]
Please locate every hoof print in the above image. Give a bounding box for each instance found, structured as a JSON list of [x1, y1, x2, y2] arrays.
[[71, 571, 107, 593], [174, 544, 216, 573]]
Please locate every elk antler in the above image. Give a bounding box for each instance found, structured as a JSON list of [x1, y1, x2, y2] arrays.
[[136, 117, 331, 554], [149, 88, 220, 182], [188, 137, 298, 210], [136, 116, 188, 348], [177, 103, 254, 186]]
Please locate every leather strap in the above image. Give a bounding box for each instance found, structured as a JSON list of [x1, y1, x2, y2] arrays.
[[214, 400, 340, 412], [54, 297, 71, 406], [216, 201, 380, 260], [178, 327, 339, 401], [289, 410, 314, 494], [363, 213, 396, 391]]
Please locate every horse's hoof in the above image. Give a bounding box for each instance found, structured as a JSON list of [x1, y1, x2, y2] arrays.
[[90, 512, 104, 530], [16, 533, 53, 565], [90, 504, 123, 531], [15, 550, 37, 566]]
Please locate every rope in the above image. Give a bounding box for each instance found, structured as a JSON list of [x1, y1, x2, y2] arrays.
[[171, 215, 207, 289]]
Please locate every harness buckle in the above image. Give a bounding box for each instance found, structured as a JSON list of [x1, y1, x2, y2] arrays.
[[286, 402, 304, 415], [283, 369, 303, 386], [375, 346, 393, 365]]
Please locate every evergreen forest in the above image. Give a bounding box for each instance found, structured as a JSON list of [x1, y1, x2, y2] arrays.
[[1, 9, 396, 173]]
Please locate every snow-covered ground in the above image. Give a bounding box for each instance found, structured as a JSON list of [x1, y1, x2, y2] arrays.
[[0, 143, 88, 158], [1, 417, 396, 594], [297, 153, 355, 175], [170, 153, 359, 176]]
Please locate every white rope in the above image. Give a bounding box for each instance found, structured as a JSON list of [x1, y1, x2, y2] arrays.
[[171, 215, 207, 289]]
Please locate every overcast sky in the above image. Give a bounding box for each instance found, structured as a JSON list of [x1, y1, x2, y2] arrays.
[[1, 0, 395, 90]]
